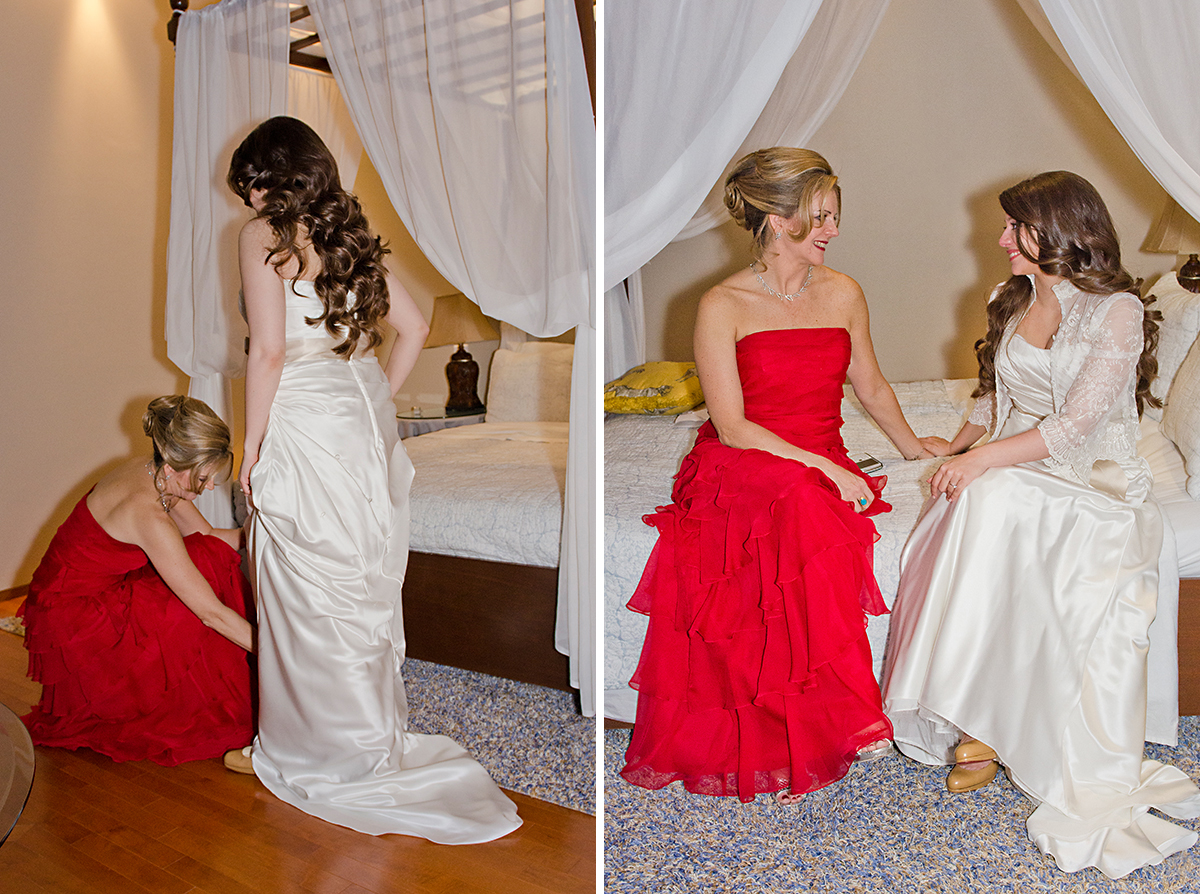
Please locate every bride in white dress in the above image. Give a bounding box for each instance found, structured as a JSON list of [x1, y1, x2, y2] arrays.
[[225, 116, 520, 844], [881, 171, 1200, 878]]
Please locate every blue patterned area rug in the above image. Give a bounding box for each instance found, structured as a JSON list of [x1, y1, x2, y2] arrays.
[[604, 719, 1200, 892], [405, 659, 594, 815]]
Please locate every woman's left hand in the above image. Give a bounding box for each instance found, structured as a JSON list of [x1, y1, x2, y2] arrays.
[[929, 450, 991, 501]]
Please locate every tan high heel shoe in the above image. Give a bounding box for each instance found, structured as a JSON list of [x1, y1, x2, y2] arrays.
[[953, 738, 997, 764], [946, 737, 998, 793], [223, 745, 255, 775]]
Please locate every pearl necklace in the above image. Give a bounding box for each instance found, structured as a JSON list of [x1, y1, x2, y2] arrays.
[[146, 462, 174, 513], [753, 264, 812, 301]]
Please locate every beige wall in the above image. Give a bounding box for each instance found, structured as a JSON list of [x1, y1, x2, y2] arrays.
[[638, 0, 1175, 382], [0, 1, 492, 588], [1, 0, 184, 588]]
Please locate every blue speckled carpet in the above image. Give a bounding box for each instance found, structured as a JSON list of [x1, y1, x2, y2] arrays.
[[395, 659, 594, 815], [604, 719, 1200, 891]]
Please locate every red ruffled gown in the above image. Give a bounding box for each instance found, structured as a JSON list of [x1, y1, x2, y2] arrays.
[[19, 494, 254, 765], [621, 328, 893, 801]]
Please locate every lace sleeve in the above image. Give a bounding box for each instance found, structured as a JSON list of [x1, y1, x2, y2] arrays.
[[1038, 295, 1142, 469], [968, 390, 995, 429]]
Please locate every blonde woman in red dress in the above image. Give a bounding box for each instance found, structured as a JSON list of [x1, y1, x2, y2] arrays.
[[622, 148, 943, 804], [20, 395, 253, 765]]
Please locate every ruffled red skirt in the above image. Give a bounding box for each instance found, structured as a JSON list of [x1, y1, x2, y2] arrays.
[[621, 426, 893, 801], [20, 496, 254, 765]]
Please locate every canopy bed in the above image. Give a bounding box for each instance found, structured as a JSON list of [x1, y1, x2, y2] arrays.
[[165, 0, 596, 710], [604, 0, 1200, 733], [403, 340, 574, 689]]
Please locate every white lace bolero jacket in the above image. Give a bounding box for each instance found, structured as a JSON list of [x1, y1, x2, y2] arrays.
[[968, 277, 1145, 484]]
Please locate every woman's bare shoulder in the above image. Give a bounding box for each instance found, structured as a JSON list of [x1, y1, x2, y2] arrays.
[[88, 459, 164, 541], [820, 266, 864, 298], [699, 267, 760, 315], [238, 215, 274, 252]]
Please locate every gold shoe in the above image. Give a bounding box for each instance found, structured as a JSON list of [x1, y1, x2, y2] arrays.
[[223, 745, 255, 775], [953, 739, 997, 764], [946, 759, 997, 793]]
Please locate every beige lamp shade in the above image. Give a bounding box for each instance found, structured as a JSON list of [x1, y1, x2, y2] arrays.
[[423, 292, 499, 348], [1143, 197, 1200, 255]]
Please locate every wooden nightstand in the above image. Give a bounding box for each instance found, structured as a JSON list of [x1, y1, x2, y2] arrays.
[[396, 408, 486, 439]]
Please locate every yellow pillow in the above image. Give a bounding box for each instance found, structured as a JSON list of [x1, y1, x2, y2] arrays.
[[604, 362, 704, 415]]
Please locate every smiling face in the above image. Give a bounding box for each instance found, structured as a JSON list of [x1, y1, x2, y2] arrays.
[[779, 190, 840, 267], [1000, 214, 1040, 277], [804, 191, 840, 264]]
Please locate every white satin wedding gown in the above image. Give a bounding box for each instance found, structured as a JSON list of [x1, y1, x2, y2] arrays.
[[882, 333, 1200, 879], [246, 280, 521, 844]]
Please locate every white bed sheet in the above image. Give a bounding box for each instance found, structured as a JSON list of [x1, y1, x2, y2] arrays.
[[604, 379, 1200, 723], [405, 421, 567, 568]]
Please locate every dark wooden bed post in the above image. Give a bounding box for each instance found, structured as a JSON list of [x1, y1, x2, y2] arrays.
[[167, 0, 189, 44]]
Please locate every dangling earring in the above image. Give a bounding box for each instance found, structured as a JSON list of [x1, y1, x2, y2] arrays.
[[774, 230, 782, 241]]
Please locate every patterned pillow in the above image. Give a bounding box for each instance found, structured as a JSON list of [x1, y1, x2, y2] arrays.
[[1161, 336, 1200, 499], [485, 346, 573, 422], [1147, 272, 1200, 421], [604, 362, 704, 415]]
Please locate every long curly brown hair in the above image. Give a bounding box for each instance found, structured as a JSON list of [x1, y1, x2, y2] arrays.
[[228, 116, 390, 357], [973, 171, 1161, 416]]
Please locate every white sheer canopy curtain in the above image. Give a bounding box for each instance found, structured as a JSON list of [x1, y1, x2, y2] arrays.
[[307, 0, 597, 715], [167, 0, 291, 526], [602, 0, 889, 380], [1020, 0, 1200, 222]]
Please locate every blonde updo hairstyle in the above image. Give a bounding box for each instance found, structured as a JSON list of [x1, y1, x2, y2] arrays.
[[142, 396, 234, 489], [724, 148, 840, 264]]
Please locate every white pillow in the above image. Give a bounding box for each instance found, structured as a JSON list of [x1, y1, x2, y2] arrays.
[[1148, 271, 1200, 420], [517, 340, 574, 356], [485, 346, 573, 422], [1161, 336, 1200, 499]]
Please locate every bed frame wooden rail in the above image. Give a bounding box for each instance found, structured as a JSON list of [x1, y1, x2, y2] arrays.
[[1178, 579, 1200, 715], [401, 552, 572, 694]]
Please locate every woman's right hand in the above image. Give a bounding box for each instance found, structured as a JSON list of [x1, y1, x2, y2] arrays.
[[239, 449, 258, 510], [919, 436, 953, 457], [820, 460, 874, 512]]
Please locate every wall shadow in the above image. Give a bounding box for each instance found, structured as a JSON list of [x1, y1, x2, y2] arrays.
[[944, 179, 1021, 378], [13, 394, 182, 586]]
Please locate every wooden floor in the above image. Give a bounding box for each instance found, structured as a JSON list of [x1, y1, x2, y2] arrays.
[[0, 604, 595, 894]]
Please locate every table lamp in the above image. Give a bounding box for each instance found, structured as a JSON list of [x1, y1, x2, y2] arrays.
[[424, 292, 499, 413], [1143, 197, 1200, 294]]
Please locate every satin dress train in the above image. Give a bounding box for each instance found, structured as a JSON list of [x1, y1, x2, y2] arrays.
[[248, 280, 520, 844], [20, 494, 253, 765], [882, 334, 1200, 878], [622, 328, 893, 802]]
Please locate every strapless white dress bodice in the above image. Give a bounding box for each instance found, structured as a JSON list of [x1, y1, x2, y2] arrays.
[[283, 279, 328, 338]]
